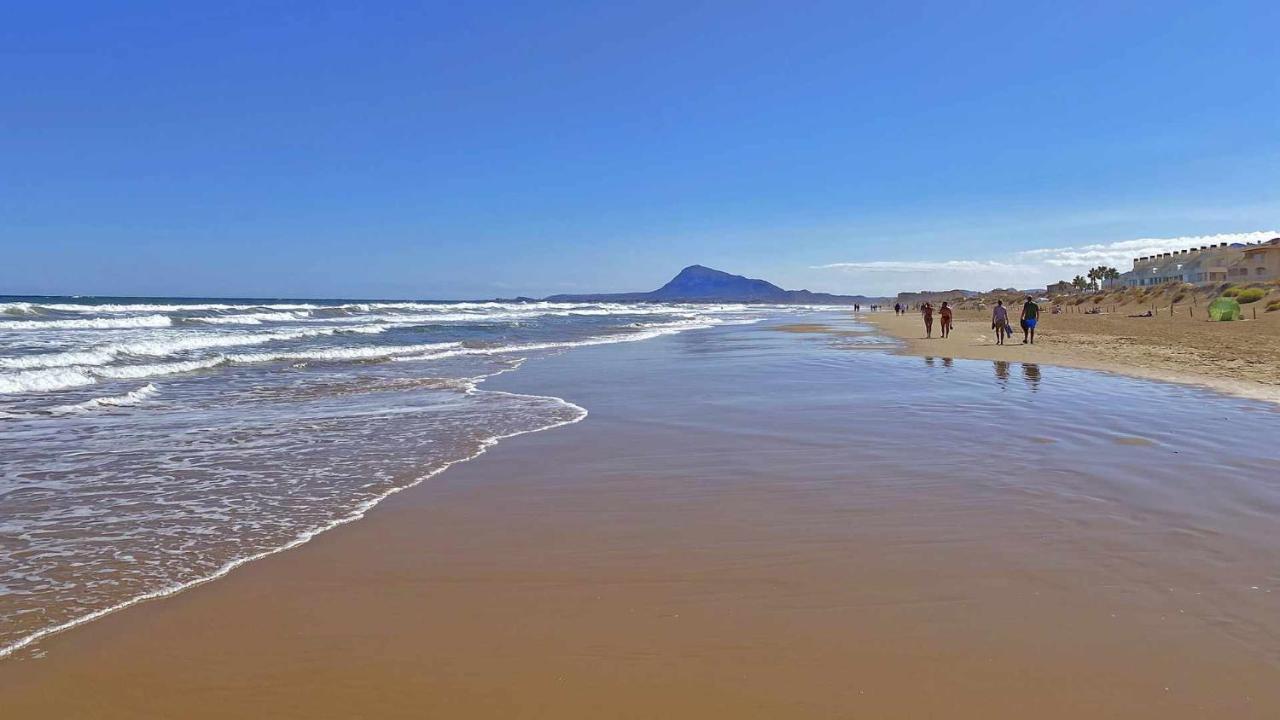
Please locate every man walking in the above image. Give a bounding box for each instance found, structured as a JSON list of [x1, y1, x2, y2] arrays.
[[1020, 295, 1040, 344]]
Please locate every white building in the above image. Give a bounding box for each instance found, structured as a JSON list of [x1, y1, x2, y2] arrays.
[[1120, 239, 1280, 287]]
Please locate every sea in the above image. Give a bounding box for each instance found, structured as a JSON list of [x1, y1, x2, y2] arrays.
[[0, 295, 803, 657]]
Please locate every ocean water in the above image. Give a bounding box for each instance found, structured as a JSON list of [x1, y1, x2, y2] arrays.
[[0, 295, 792, 656]]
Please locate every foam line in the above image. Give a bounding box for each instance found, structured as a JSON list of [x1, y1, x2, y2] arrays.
[[0, 383, 587, 660]]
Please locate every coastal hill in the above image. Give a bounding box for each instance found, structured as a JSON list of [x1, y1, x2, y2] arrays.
[[545, 265, 878, 305]]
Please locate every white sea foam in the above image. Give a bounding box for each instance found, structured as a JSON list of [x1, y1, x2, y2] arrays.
[[18, 300, 755, 318], [50, 384, 159, 414], [0, 325, 390, 374], [0, 302, 39, 316], [0, 338, 463, 393], [0, 315, 173, 330], [226, 341, 461, 364], [393, 318, 724, 363], [29, 302, 323, 313], [0, 358, 225, 394], [94, 358, 226, 380], [187, 312, 305, 325], [0, 349, 118, 370], [0, 367, 100, 394], [0, 385, 589, 660]]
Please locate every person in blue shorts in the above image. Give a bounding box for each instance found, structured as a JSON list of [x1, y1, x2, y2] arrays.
[[1020, 295, 1040, 344]]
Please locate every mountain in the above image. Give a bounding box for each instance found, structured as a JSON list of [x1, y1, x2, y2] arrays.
[[544, 265, 877, 305]]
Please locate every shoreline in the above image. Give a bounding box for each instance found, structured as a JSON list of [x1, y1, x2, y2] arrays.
[[862, 309, 1280, 406], [4, 318, 1279, 718], [0, 379, 589, 661]]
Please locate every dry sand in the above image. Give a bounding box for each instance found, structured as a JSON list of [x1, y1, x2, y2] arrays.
[[866, 303, 1280, 404]]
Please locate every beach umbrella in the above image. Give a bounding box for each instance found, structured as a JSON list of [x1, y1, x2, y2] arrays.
[[1208, 296, 1241, 321]]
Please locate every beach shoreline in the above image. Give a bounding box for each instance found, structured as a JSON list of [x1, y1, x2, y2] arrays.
[[863, 308, 1280, 406], [4, 317, 1279, 718]]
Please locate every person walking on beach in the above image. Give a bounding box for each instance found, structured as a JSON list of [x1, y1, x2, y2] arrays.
[[894, 302, 902, 316], [921, 302, 934, 338], [992, 300, 1009, 345], [939, 301, 953, 338], [1020, 295, 1039, 344]]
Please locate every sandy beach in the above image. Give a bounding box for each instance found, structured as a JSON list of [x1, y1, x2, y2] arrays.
[[3, 315, 1278, 718], [865, 303, 1280, 405], [8, 4, 1279, 716]]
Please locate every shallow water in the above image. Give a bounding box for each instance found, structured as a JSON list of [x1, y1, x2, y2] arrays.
[[2, 310, 1279, 717], [0, 296, 785, 655], [2, 303, 1277, 677]]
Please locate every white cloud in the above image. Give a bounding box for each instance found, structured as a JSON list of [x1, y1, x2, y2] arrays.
[[813, 259, 1026, 273], [1017, 231, 1280, 268], [812, 230, 1279, 294]]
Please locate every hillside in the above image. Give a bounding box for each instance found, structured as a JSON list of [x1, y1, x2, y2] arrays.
[[545, 265, 878, 305]]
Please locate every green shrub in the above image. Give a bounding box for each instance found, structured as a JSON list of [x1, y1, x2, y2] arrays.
[[1266, 299, 1280, 312], [1235, 288, 1266, 304], [1222, 286, 1242, 298]]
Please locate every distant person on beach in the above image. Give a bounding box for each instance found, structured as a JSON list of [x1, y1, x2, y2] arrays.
[[921, 302, 934, 338], [940, 301, 953, 338], [894, 302, 901, 315], [992, 300, 1009, 345], [1020, 296, 1039, 344]]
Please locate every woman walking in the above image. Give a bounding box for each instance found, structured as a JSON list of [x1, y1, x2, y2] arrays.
[[940, 301, 953, 338], [992, 300, 1009, 345], [922, 302, 934, 339]]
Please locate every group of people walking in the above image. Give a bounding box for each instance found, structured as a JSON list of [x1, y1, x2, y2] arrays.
[[905, 296, 1040, 345], [990, 296, 1039, 345], [916, 301, 953, 339]]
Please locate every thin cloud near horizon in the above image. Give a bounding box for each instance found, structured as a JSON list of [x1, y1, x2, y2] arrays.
[[811, 230, 1279, 292]]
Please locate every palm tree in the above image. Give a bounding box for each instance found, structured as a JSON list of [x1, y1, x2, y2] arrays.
[[1072, 275, 1088, 291]]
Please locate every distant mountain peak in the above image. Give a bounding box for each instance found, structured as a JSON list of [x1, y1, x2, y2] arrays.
[[653, 265, 786, 299], [543, 265, 877, 305], [672, 264, 722, 276]]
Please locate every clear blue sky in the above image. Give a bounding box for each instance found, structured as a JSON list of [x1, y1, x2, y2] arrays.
[[4, 1, 1278, 298]]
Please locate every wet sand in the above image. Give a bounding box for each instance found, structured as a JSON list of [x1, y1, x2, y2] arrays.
[[3, 316, 1279, 718], [866, 308, 1280, 405]]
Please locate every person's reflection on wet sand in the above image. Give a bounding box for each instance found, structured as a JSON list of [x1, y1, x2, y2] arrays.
[[993, 360, 1010, 385], [1022, 363, 1041, 391], [942, 357, 953, 369], [924, 356, 936, 368]]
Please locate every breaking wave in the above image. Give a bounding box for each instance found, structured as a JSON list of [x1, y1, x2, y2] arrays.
[[51, 384, 159, 414], [0, 314, 173, 330]]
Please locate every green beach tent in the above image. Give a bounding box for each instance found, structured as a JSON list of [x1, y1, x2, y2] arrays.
[[1209, 296, 1241, 321]]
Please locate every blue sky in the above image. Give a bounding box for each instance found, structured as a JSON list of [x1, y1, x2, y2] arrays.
[[3, 1, 1278, 298]]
